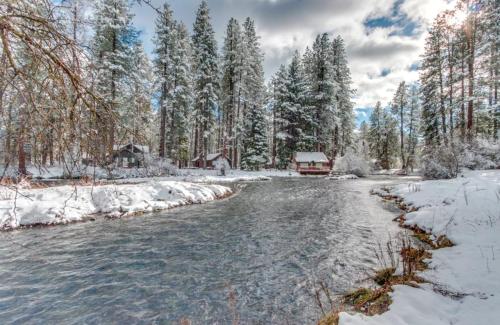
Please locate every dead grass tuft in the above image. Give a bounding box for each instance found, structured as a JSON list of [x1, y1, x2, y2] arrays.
[[317, 310, 340, 325], [373, 267, 396, 286], [343, 287, 392, 316]]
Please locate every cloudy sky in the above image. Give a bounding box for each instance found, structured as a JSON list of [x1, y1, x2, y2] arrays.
[[131, 0, 455, 125]]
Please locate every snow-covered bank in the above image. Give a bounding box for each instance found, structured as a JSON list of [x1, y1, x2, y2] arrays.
[[340, 170, 500, 325], [0, 181, 232, 230], [327, 174, 359, 180], [5, 165, 301, 182], [112, 168, 301, 184]]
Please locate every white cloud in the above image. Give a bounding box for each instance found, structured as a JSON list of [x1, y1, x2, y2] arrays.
[[131, 0, 452, 110]]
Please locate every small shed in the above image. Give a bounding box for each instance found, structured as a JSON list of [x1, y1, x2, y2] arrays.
[[191, 153, 231, 169], [293, 152, 331, 175], [113, 144, 149, 168]]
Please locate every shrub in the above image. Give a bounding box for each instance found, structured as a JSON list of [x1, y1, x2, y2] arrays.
[[457, 138, 500, 170], [421, 145, 459, 179], [333, 149, 371, 177]]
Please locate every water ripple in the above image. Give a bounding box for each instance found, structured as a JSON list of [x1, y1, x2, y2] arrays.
[[0, 177, 404, 324]]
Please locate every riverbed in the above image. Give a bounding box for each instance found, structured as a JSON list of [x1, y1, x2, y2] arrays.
[[0, 177, 413, 324]]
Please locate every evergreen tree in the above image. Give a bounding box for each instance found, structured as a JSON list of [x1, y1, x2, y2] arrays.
[[368, 102, 398, 169], [153, 3, 175, 158], [191, 0, 218, 167], [406, 83, 420, 170], [220, 18, 244, 167], [126, 43, 153, 148], [241, 104, 268, 170], [331, 36, 355, 157], [358, 121, 370, 160], [420, 23, 445, 146], [392, 81, 408, 169], [283, 51, 314, 155], [169, 23, 193, 167], [92, 0, 135, 158], [272, 65, 290, 169], [240, 18, 267, 170], [304, 33, 334, 152]]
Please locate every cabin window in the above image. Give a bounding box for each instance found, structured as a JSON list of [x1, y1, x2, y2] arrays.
[[122, 157, 127, 168]]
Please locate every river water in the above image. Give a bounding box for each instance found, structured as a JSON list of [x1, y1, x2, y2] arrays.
[[0, 177, 409, 324]]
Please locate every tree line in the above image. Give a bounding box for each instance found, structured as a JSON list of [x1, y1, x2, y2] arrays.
[[0, 0, 357, 176], [358, 0, 498, 176]]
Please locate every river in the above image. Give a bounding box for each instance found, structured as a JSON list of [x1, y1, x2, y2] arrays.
[[0, 177, 411, 324]]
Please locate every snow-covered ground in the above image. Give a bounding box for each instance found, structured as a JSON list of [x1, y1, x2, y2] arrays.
[[327, 174, 359, 180], [340, 170, 500, 325], [107, 169, 301, 185], [0, 181, 231, 230], [2, 164, 301, 182]]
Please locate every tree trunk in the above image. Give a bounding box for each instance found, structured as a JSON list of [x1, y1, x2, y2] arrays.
[[18, 105, 27, 176], [461, 45, 466, 140], [466, 15, 476, 141], [399, 105, 405, 169]]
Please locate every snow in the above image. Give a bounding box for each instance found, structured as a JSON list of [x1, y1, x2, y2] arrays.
[[294, 152, 329, 163], [340, 170, 500, 325], [0, 181, 231, 230], [327, 174, 359, 180]]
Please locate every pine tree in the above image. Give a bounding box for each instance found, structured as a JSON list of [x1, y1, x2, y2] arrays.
[[169, 23, 193, 167], [191, 0, 218, 167], [406, 83, 420, 170], [392, 81, 408, 169], [272, 65, 290, 169], [126, 43, 153, 148], [153, 3, 175, 158], [368, 102, 398, 169], [420, 23, 445, 146], [358, 121, 370, 160], [304, 33, 334, 152], [240, 18, 267, 170], [241, 104, 268, 170], [92, 0, 135, 158], [477, 0, 499, 139], [331, 36, 355, 157], [283, 51, 314, 155], [220, 18, 244, 167]]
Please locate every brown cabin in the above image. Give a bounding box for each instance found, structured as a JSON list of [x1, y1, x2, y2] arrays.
[[191, 153, 231, 169], [113, 144, 149, 168], [293, 152, 331, 175]]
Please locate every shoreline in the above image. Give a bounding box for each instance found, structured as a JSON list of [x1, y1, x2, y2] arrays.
[[0, 180, 235, 231], [335, 170, 500, 325]]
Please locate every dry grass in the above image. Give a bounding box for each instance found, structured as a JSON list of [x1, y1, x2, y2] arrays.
[[343, 287, 392, 316], [317, 310, 340, 325], [373, 267, 396, 286]]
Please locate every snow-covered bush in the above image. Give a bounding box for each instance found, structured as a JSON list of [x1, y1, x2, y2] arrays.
[[457, 138, 499, 170], [147, 158, 178, 176], [421, 145, 459, 179], [333, 149, 371, 177]]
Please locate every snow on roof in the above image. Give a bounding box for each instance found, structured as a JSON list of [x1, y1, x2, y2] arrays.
[[113, 144, 150, 154], [192, 153, 230, 162], [294, 152, 329, 163], [207, 153, 222, 161]]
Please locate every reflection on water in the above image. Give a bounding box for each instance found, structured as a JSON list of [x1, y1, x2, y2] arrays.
[[0, 177, 409, 324]]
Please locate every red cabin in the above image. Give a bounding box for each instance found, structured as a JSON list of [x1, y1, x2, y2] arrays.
[[293, 152, 331, 175]]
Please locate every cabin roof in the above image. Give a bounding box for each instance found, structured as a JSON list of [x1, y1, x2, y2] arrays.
[[113, 144, 150, 154], [294, 152, 329, 163], [191, 153, 231, 162]]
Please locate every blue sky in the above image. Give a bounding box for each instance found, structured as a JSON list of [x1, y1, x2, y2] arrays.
[[131, 0, 454, 127]]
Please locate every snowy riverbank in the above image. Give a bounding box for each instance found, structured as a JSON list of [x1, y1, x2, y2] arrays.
[[340, 170, 500, 325], [114, 168, 301, 184], [0, 181, 232, 230]]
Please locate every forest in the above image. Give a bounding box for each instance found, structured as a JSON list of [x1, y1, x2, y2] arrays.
[[0, 0, 498, 179]]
